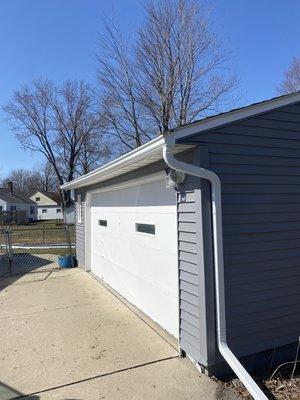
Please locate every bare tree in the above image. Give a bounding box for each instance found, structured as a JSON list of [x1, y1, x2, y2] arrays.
[[4, 79, 107, 208], [97, 23, 152, 151], [137, 0, 236, 132], [1, 163, 59, 196], [1, 168, 40, 196], [77, 131, 111, 175], [33, 162, 58, 192], [278, 57, 300, 94], [96, 0, 236, 147]]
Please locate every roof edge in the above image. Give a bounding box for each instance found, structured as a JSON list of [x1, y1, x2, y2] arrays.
[[173, 91, 300, 142], [61, 92, 300, 191], [61, 136, 167, 190]]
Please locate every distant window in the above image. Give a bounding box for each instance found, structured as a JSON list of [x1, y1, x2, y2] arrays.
[[135, 223, 155, 235], [11, 206, 16, 211], [77, 194, 82, 224], [57, 208, 62, 213], [98, 219, 107, 227], [36, 197, 40, 201], [30, 206, 35, 214], [0, 206, 3, 211], [42, 209, 47, 214]]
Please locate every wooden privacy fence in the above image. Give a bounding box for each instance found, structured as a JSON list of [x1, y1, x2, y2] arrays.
[[0, 211, 27, 226]]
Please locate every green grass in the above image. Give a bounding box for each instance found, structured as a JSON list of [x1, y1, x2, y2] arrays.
[[11, 248, 76, 256], [12, 220, 74, 229], [7, 222, 75, 246]]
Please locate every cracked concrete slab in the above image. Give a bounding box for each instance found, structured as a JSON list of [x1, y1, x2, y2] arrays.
[[0, 268, 230, 400], [30, 358, 221, 400], [0, 269, 177, 396]]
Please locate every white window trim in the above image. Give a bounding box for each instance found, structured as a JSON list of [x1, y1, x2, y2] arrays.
[[77, 193, 82, 224]]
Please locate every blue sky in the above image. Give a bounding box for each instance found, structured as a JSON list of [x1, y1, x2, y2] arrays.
[[0, 0, 299, 175]]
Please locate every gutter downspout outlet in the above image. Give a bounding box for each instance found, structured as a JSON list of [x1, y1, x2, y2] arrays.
[[163, 142, 268, 400]]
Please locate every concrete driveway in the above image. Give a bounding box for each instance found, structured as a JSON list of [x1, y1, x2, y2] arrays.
[[0, 268, 233, 400]]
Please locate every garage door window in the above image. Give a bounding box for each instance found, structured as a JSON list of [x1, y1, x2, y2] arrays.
[[135, 223, 155, 235], [98, 219, 108, 227]]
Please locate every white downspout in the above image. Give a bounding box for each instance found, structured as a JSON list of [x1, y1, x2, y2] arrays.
[[163, 142, 268, 400]]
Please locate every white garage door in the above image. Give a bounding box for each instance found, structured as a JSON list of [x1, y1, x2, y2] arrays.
[[90, 177, 179, 337]]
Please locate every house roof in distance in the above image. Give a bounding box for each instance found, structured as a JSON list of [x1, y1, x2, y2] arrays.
[[61, 91, 300, 191], [0, 188, 36, 205]]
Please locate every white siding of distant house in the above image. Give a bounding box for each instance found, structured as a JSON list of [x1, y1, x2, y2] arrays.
[[37, 205, 63, 220], [65, 206, 75, 224], [12, 203, 36, 221], [31, 191, 57, 206], [0, 201, 37, 221], [0, 199, 7, 211]]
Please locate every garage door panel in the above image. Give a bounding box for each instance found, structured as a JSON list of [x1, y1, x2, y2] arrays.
[[91, 212, 177, 252], [91, 247, 178, 296], [91, 255, 178, 337], [90, 179, 179, 337], [90, 180, 175, 209]]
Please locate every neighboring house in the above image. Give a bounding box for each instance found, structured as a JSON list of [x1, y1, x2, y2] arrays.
[[0, 182, 37, 224], [30, 190, 74, 224], [62, 92, 300, 381]]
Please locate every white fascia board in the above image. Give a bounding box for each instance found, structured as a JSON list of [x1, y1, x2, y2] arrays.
[[61, 136, 164, 190], [172, 92, 300, 142], [61, 135, 192, 190]]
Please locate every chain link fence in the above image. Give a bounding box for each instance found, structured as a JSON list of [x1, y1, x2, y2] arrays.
[[0, 228, 11, 276], [0, 224, 75, 276]]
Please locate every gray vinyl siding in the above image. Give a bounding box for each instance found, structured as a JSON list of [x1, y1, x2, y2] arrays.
[[179, 102, 300, 359], [177, 148, 216, 366]]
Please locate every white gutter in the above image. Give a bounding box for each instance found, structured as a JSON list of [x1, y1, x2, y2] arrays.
[[61, 136, 166, 190], [163, 137, 268, 400], [61, 135, 191, 191]]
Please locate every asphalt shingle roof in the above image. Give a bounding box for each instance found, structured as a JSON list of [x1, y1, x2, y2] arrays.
[[0, 188, 36, 205]]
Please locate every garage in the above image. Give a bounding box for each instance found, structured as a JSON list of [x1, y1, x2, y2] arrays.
[[89, 175, 179, 337], [62, 92, 300, 400]]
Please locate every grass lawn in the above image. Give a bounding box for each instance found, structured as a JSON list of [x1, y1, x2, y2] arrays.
[[12, 220, 73, 229], [11, 248, 76, 256], [7, 220, 75, 246]]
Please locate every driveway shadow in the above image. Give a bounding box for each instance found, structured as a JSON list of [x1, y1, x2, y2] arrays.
[[0, 380, 40, 400], [0, 253, 59, 291]]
